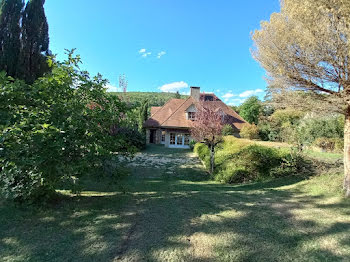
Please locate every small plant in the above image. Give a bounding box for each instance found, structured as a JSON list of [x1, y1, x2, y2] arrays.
[[189, 140, 196, 150], [313, 137, 343, 152], [240, 123, 259, 140], [222, 124, 235, 136]]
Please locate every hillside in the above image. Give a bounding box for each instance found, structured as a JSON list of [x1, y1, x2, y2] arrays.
[[108, 92, 188, 107]]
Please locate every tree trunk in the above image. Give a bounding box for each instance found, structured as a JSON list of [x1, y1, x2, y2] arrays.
[[210, 144, 215, 174], [344, 106, 350, 198]]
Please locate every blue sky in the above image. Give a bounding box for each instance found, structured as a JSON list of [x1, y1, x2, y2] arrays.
[[45, 0, 280, 105]]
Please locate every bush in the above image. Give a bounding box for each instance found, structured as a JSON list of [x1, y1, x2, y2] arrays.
[[194, 143, 210, 168], [215, 144, 310, 184], [222, 124, 234, 136], [216, 145, 282, 183], [313, 137, 344, 153], [240, 124, 259, 140], [0, 53, 136, 203], [189, 140, 196, 150]]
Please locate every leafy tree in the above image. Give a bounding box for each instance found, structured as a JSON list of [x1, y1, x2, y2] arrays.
[[240, 124, 259, 140], [191, 102, 225, 174], [0, 52, 136, 202], [0, 0, 23, 78], [252, 0, 350, 196], [230, 105, 240, 114], [222, 124, 234, 136], [138, 100, 149, 133], [238, 96, 262, 124], [20, 0, 50, 84]]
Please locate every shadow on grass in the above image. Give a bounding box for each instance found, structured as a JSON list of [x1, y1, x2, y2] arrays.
[[1, 149, 350, 261]]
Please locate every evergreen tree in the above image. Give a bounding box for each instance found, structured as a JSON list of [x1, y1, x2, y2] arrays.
[[175, 91, 181, 99], [138, 100, 149, 133], [0, 0, 23, 78], [21, 0, 49, 83]]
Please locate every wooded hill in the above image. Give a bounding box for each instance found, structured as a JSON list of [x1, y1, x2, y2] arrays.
[[108, 92, 188, 107]]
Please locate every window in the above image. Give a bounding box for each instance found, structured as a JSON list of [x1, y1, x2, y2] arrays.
[[188, 112, 196, 120], [177, 134, 183, 145], [170, 133, 176, 145], [204, 95, 214, 101], [161, 131, 166, 142], [184, 134, 190, 145]]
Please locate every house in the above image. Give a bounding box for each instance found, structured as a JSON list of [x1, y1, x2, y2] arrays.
[[144, 86, 247, 148]]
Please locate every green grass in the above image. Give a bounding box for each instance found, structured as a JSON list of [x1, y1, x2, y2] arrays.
[[304, 150, 343, 161], [1, 145, 350, 261]]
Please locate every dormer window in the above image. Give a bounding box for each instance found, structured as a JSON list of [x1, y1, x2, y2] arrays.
[[188, 112, 196, 121]]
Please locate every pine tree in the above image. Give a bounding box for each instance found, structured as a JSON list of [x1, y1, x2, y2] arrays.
[[21, 0, 49, 83], [0, 0, 23, 78]]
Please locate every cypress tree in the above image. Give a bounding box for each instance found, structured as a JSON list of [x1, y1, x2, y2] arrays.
[[21, 0, 49, 83], [139, 100, 149, 133], [0, 0, 23, 78]]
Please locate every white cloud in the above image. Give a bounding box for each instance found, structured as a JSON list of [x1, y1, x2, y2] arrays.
[[227, 98, 247, 106], [180, 90, 190, 95], [157, 51, 166, 59], [142, 52, 152, 58], [159, 81, 189, 93], [139, 48, 146, 54], [239, 89, 264, 98], [105, 83, 119, 92], [222, 92, 236, 99]]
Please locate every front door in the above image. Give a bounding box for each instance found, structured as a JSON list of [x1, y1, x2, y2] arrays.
[[150, 130, 156, 144]]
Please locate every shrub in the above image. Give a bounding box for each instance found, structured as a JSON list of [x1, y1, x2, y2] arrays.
[[114, 127, 146, 151], [240, 124, 259, 140], [215, 136, 252, 166], [334, 138, 344, 152], [313, 137, 344, 153], [0, 53, 136, 203], [189, 140, 196, 150], [194, 143, 210, 168], [222, 124, 234, 136], [257, 122, 272, 141], [215, 144, 310, 184]]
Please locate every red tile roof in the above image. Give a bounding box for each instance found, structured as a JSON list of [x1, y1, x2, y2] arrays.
[[150, 106, 162, 116], [145, 96, 247, 130]]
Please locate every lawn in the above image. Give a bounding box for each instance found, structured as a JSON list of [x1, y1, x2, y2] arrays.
[[1, 145, 350, 261]]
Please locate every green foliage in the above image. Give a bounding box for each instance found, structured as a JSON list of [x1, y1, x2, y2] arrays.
[[109, 92, 188, 108], [216, 144, 309, 184], [194, 143, 210, 168], [0, 0, 50, 83], [0, 52, 138, 203], [189, 140, 196, 150], [240, 124, 259, 140], [20, 0, 50, 83], [195, 137, 310, 184], [138, 100, 149, 133], [230, 105, 240, 114], [0, 0, 23, 78], [298, 116, 344, 144], [222, 124, 234, 136], [313, 137, 344, 153], [259, 109, 304, 142], [174, 91, 181, 99], [216, 145, 282, 183], [238, 96, 262, 124]]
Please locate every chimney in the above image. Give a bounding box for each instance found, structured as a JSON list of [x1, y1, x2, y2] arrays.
[[190, 86, 200, 101]]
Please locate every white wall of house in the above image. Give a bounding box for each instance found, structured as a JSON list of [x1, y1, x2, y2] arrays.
[[185, 104, 197, 120]]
